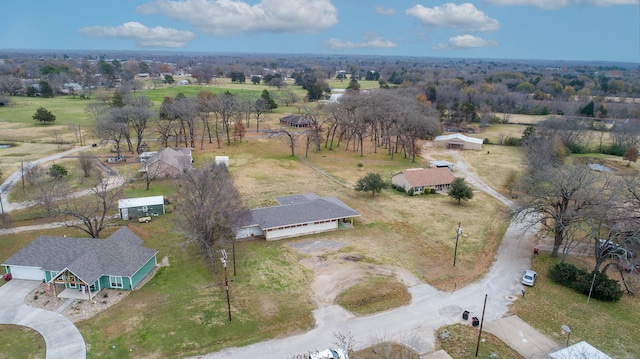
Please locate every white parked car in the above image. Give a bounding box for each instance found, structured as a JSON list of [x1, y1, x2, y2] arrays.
[[308, 348, 348, 359], [521, 270, 537, 286]]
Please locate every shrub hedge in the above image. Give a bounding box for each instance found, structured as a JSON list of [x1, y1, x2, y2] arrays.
[[548, 262, 623, 302]]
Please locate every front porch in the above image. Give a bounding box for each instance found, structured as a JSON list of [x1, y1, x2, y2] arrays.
[[58, 287, 101, 300]]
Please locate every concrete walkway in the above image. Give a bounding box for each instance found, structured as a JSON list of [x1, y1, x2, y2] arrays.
[[485, 316, 560, 358], [0, 280, 86, 359]]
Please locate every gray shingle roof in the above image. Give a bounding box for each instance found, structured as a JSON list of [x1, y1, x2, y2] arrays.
[[1, 227, 157, 285], [247, 195, 360, 230]]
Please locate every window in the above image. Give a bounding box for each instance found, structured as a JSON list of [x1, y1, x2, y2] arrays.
[[109, 276, 123, 288]]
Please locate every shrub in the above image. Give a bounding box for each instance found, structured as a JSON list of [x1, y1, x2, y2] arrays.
[[483, 138, 492, 144], [503, 137, 521, 146], [548, 262, 623, 302], [48, 163, 68, 179]]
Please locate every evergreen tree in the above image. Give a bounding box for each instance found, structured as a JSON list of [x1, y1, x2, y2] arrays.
[[355, 173, 388, 197], [261, 89, 278, 110], [32, 107, 56, 124], [448, 177, 474, 204]]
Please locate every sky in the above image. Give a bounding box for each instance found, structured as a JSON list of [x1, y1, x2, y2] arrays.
[[1, 0, 639, 63]]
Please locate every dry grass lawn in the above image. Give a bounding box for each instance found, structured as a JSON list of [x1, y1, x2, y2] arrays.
[[200, 135, 511, 290]]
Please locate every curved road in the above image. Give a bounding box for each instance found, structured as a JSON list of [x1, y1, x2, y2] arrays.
[[186, 153, 546, 358]]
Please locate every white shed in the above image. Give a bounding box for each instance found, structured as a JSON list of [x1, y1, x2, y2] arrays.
[[215, 156, 229, 167], [118, 196, 165, 220]]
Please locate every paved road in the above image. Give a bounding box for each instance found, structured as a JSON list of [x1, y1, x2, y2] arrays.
[[186, 153, 560, 359], [0, 280, 86, 359], [0, 145, 92, 213]]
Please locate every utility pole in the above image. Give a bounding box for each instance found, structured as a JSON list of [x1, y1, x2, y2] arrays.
[[232, 239, 237, 276], [475, 294, 488, 358], [21, 161, 25, 196], [0, 191, 4, 216], [454, 222, 462, 267], [220, 249, 231, 321]]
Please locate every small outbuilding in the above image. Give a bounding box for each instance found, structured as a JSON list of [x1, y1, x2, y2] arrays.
[[391, 167, 456, 195], [119, 196, 165, 220], [429, 160, 455, 171], [215, 156, 229, 167], [279, 114, 312, 128], [434, 133, 483, 150]]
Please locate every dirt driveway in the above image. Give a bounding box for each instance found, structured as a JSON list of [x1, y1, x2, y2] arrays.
[[288, 239, 423, 307]]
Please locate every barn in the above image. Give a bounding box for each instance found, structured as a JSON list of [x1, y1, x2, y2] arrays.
[[119, 196, 165, 220], [434, 133, 483, 150]]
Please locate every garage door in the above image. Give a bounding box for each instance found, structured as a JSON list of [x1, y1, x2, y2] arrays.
[[8, 265, 45, 281]]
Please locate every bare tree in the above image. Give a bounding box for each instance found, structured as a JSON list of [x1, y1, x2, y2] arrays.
[[22, 163, 45, 186], [124, 94, 154, 154], [59, 176, 123, 238], [516, 163, 617, 257], [213, 91, 241, 146], [78, 151, 96, 177], [96, 115, 127, 158], [31, 177, 68, 218], [268, 128, 301, 157], [175, 162, 249, 265], [84, 102, 107, 123]]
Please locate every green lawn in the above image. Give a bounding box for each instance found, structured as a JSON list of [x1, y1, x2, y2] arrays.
[[0, 325, 45, 359], [511, 253, 640, 359]]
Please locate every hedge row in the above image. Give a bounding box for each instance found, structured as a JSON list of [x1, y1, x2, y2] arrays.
[[548, 262, 623, 302]]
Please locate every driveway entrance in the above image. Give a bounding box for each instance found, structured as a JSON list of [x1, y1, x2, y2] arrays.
[[0, 279, 86, 359]]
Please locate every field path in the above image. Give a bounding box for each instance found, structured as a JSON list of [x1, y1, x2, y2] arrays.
[[0, 145, 125, 214]]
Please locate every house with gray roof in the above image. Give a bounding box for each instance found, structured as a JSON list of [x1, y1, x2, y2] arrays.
[[140, 147, 193, 178], [235, 193, 360, 241], [2, 227, 158, 300]]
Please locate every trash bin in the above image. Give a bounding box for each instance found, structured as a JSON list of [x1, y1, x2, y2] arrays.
[[533, 246, 539, 254], [462, 310, 470, 320], [3, 273, 11, 281], [472, 317, 480, 327]]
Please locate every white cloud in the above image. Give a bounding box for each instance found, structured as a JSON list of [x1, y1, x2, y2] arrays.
[[485, 0, 636, 9], [432, 34, 499, 50], [78, 22, 195, 48], [406, 3, 500, 33], [374, 5, 395, 15], [137, 0, 338, 36], [327, 33, 397, 50]]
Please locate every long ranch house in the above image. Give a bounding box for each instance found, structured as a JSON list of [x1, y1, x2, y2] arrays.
[[236, 193, 360, 241]]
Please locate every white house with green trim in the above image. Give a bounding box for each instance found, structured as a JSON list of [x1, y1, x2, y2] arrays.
[[2, 227, 158, 300]]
